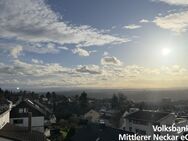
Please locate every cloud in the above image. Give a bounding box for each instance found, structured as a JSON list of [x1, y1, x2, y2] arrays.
[[58, 46, 69, 50], [153, 11, 188, 33], [28, 43, 60, 54], [0, 60, 79, 88], [103, 51, 109, 56], [0, 59, 188, 88], [76, 65, 102, 74], [8, 59, 71, 77], [140, 19, 149, 23], [31, 59, 43, 64], [123, 24, 141, 29], [161, 65, 187, 75], [10, 46, 23, 58], [0, 42, 60, 55], [153, 0, 188, 5], [0, 0, 129, 49], [72, 48, 90, 57], [101, 56, 122, 66]]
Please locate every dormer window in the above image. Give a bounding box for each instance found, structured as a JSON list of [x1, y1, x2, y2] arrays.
[[23, 108, 28, 113], [19, 108, 23, 113], [19, 108, 28, 113]]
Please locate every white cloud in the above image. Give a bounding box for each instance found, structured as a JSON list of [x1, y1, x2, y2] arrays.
[[0, 0, 129, 49], [58, 46, 69, 50], [154, 11, 188, 33], [103, 51, 109, 56], [72, 48, 90, 57], [161, 65, 187, 75], [140, 19, 149, 23], [76, 65, 102, 74], [29, 43, 60, 54], [10, 46, 23, 58], [153, 0, 188, 5], [0, 59, 188, 88], [123, 24, 141, 29], [101, 56, 122, 66], [0, 42, 60, 55], [9, 59, 71, 77], [31, 59, 43, 64]]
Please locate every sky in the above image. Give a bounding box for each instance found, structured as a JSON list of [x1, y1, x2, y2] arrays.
[[0, 0, 188, 90]]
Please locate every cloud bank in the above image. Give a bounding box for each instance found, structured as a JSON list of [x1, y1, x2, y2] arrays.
[[154, 11, 188, 33], [153, 0, 188, 5], [0, 0, 129, 50]]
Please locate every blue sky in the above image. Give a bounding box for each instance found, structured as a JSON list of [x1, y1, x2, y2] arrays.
[[0, 0, 188, 90]]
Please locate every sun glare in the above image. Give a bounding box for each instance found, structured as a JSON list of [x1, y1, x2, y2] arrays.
[[162, 48, 171, 56]]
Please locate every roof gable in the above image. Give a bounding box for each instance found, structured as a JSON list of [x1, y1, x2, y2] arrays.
[[10, 100, 45, 118]]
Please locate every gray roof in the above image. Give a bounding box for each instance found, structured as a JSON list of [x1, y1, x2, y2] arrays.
[[0, 123, 47, 141], [10, 99, 45, 118], [66, 123, 133, 141], [125, 110, 170, 122]]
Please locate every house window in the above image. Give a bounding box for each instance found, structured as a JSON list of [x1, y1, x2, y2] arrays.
[[19, 108, 24, 113], [18, 108, 28, 113], [23, 108, 28, 113], [13, 119, 23, 124]]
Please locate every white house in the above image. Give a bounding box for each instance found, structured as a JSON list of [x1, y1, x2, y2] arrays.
[[0, 109, 11, 130], [121, 108, 139, 129], [0, 99, 12, 130], [10, 99, 45, 133], [0, 109, 12, 141], [123, 110, 176, 135], [84, 109, 100, 123]]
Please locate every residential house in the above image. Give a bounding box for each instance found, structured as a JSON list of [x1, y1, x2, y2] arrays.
[[121, 108, 139, 129], [99, 108, 118, 126], [65, 123, 133, 141], [0, 106, 11, 130], [0, 123, 47, 141], [123, 110, 176, 135], [84, 109, 100, 123], [0, 99, 47, 141], [10, 99, 45, 132], [33, 100, 56, 124]]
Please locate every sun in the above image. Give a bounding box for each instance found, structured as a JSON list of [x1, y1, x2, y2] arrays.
[[161, 48, 171, 56]]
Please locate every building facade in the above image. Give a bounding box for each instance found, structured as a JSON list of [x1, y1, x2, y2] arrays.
[[123, 110, 176, 135], [0, 109, 10, 130], [10, 99, 45, 132]]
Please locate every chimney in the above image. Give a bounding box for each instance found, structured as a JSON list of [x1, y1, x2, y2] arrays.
[[28, 112, 32, 132]]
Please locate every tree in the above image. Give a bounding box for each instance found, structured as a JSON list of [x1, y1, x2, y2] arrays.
[[46, 92, 51, 100], [111, 93, 132, 128], [111, 111, 122, 128], [0, 88, 3, 94], [79, 91, 88, 114], [118, 93, 129, 112], [111, 94, 119, 109], [52, 92, 57, 112], [40, 94, 45, 100], [138, 102, 145, 111]]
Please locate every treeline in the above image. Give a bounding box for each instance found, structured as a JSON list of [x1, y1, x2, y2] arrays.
[[0, 88, 40, 103], [54, 91, 90, 120]]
